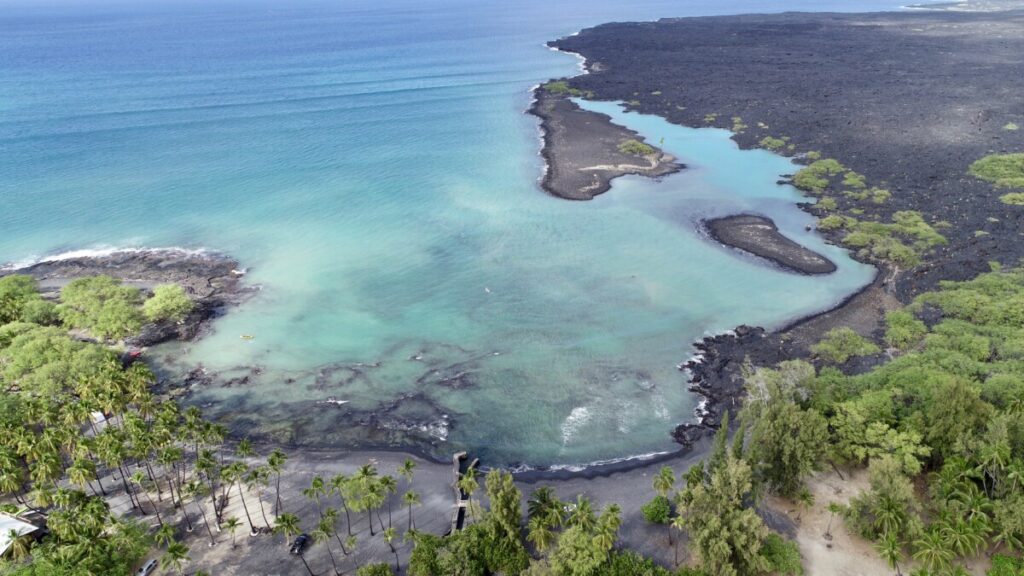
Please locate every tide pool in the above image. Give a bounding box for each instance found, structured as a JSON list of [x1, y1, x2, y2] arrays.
[[0, 0, 901, 466]]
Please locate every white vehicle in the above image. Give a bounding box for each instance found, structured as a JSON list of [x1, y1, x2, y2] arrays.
[[136, 559, 158, 576]]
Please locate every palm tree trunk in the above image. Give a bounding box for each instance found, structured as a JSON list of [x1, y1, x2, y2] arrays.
[[408, 504, 413, 532], [334, 533, 349, 556], [325, 541, 341, 575], [376, 509, 386, 533], [235, 480, 257, 535], [275, 472, 282, 514], [298, 553, 315, 576], [171, 479, 193, 532], [367, 510, 375, 536], [341, 502, 353, 537], [194, 495, 216, 546], [142, 487, 165, 528], [119, 464, 140, 511], [257, 488, 272, 530]]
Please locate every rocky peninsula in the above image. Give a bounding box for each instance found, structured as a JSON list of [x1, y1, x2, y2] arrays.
[[705, 214, 837, 275], [530, 85, 681, 200]]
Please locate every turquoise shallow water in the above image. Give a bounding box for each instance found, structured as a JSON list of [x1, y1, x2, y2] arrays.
[[0, 0, 906, 466]]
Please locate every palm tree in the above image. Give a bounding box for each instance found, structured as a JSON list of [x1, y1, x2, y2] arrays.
[[527, 516, 555, 553], [592, 504, 621, 554], [528, 486, 564, 529], [458, 468, 480, 523], [569, 495, 595, 532], [940, 518, 985, 558], [403, 490, 421, 531], [267, 448, 288, 514], [825, 502, 842, 539], [246, 465, 273, 531], [4, 529, 32, 561], [379, 475, 397, 528], [155, 524, 176, 548], [913, 529, 954, 573], [224, 517, 241, 549], [795, 487, 815, 522], [131, 470, 165, 527], [875, 532, 903, 575], [160, 541, 190, 575], [383, 526, 400, 572], [313, 517, 341, 576], [399, 458, 416, 489], [670, 513, 686, 566], [323, 507, 350, 555], [225, 461, 257, 535], [303, 475, 326, 519], [653, 466, 675, 497], [330, 473, 355, 537], [274, 512, 302, 550], [67, 457, 99, 497], [184, 479, 217, 547]]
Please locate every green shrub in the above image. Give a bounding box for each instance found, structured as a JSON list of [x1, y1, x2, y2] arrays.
[[760, 533, 804, 575], [1003, 122, 1020, 131], [20, 299, 59, 326], [760, 136, 786, 151], [811, 327, 880, 364], [618, 139, 656, 156], [357, 564, 395, 576], [1001, 193, 1024, 205], [987, 554, 1024, 576], [870, 188, 891, 204], [143, 284, 194, 323], [640, 495, 672, 524], [792, 159, 846, 193], [0, 275, 43, 324], [704, 113, 719, 123], [884, 310, 927, 350], [969, 153, 1024, 188], [594, 551, 676, 576], [58, 276, 143, 340], [843, 171, 867, 189], [816, 197, 838, 211], [732, 116, 747, 132], [818, 215, 852, 231], [806, 151, 821, 160], [543, 80, 570, 94]]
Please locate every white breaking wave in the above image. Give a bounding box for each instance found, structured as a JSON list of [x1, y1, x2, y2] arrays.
[[560, 406, 592, 446], [1, 245, 212, 271], [510, 449, 676, 474]]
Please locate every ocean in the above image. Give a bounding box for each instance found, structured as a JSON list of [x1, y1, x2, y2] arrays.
[[0, 0, 911, 466]]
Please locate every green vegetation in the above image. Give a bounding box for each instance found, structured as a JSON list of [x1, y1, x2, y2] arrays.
[[842, 171, 867, 190], [1004, 123, 1020, 131], [703, 113, 718, 124], [816, 197, 837, 212], [759, 136, 786, 151], [792, 159, 846, 193], [731, 116, 747, 132], [143, 284, 194, 323], [617, 139, 656, 156], [969, 153, 1024, 188], [640, 495, 671, 524], [838, 211, 947, 268], [805, 151, 821, 160], [883, 309, 927, 350], [541, 81, 593, 99], [738, 268, 1024, 575], [811, 327, 880, 364], [57, 276, 143, 340], [1000, 193, 1024, 206]]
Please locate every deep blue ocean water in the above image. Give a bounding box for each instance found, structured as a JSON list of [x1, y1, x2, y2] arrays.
[[1, 0, 916, 466]]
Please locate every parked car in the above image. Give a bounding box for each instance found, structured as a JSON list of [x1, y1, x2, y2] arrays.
[[136, 559, 158, 576], [289, 533, 309, 555]]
